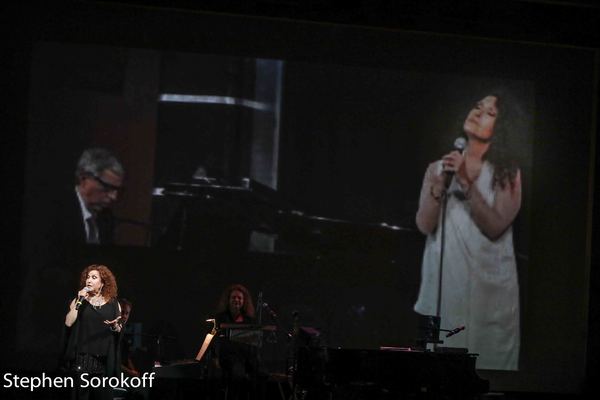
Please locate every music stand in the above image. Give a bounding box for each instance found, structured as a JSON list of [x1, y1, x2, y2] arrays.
[[196, 319, 217, 361]]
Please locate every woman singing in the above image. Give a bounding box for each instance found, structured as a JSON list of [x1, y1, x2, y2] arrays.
[[415, 92, 522, 370], [64, 264, 122, 399]]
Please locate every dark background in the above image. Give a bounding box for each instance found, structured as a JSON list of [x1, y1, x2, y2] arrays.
[[1, 0, 598, 397]]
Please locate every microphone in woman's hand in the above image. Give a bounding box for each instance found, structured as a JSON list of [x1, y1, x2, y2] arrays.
[[75, 287, 92, 310], [444, 137, 468, 187], [453, 137, 467, 152]]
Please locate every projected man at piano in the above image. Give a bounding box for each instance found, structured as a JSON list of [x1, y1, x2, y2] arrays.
[[214, 284, 260, 399], [73, 147, 125, 245], [414, 92, 522, 370]]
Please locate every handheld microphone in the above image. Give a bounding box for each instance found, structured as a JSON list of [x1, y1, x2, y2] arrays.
[[75, 287, 92, 310], [444, 137, 468, 188]]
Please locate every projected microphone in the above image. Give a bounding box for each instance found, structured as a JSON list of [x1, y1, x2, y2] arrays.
[[444, 137, 468, 188], [75, 287, 92, 310], [445, 325, 465, 338]]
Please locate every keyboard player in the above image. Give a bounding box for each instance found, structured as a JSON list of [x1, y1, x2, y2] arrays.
[[214, 284, 262, 400]]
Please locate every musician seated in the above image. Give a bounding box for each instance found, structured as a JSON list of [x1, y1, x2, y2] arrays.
[[214, 284, 262, 400]]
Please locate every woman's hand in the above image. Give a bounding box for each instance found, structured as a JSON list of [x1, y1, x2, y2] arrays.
[[427, 156, 450, 200], [76, 288, 90, 300], [65, 287, 90, 327], [441, 150, 463, 174], [104, 316, 122, 332], [442, 150, 472, 190]]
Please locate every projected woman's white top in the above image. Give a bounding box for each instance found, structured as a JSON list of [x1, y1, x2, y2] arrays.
[[414, 160, 520, 371]]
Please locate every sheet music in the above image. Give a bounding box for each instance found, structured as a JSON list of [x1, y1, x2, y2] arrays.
[[195, 332, 215, 361]]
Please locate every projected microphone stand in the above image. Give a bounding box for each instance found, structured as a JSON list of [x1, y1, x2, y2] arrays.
[[418, 176, 451, 351], [425, 175, 465, 352], [436, 182, 450, 331], [420, 140, 469, 351]]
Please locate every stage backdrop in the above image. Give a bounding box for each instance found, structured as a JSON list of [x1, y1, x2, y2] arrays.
[[9, 2, 597, 394]]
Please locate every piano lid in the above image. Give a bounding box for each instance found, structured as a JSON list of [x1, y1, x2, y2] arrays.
[[153, 177, 412, 232], [150, 177, 418, 254]]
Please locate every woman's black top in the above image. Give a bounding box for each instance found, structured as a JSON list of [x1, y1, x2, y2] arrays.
[[63, 298, 121, 375]]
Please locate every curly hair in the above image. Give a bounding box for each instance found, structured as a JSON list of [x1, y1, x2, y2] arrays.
[[483, 91, 522, 190], [216, 283, 255, 318], [458, 89, 523, 190], [79, 264, 118, 301]]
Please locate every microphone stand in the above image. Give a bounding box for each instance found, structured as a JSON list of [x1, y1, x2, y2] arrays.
[[427, 139, 466, 352], [434, 178, 451, 351]]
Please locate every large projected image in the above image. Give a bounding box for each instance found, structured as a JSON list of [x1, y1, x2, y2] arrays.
[[19, 41, 534, 377], [12, 5, 594, 391], [278, 62, 533, 372], [414, 93, 525, 371]]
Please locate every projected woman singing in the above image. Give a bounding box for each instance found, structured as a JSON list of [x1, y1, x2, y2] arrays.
[[414, 92, 522, 370]]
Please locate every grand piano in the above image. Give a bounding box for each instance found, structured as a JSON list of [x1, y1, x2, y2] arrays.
[[296, 346, 489, 400], [148, 296, 487, 400], [151, 345, 489, 400]]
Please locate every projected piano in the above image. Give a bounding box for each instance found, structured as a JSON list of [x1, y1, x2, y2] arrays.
[[150, 178, 416, 256]]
